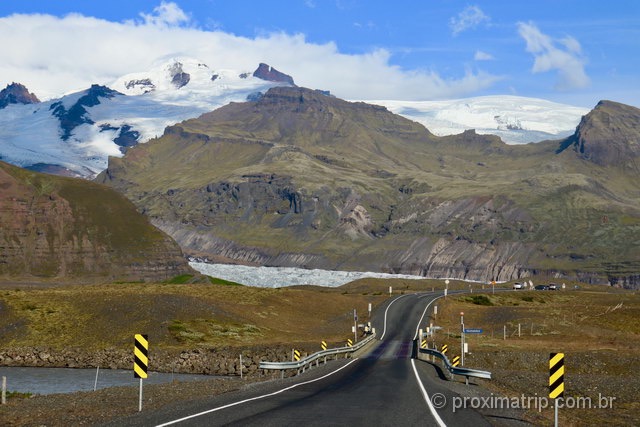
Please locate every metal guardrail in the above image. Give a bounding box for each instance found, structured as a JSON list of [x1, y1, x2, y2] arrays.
[[419, 347, 492, 380], [260, 333, 377, 372]]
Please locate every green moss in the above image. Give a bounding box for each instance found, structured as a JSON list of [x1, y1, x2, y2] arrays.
[[466, 295, 494, 306], [208, 276, 243, 286], [166, 274, 194, 284]]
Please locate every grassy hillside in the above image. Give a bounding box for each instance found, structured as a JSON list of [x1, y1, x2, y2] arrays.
[[0, 161, 192, 281]]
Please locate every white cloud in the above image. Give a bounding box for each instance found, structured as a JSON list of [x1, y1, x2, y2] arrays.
[[474, 50, 494, 61], [450, 5, 490, 36], [138, 1, 191, 27], [0, 4, 500, 101], [517, 21, 590, 90]]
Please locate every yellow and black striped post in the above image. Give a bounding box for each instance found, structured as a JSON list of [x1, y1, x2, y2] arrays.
[[321, 341, 327, 351], [452, 355, 461, 367], [441, 344, 448, 354], [134, 334, 148, 379], [347, 339, 353, 347], [550, 352, 565, 427], [421, 339, 427, 349], [549, 352, 564, 398], [134, 334, 148, 412], [293, 349, 301, 361]]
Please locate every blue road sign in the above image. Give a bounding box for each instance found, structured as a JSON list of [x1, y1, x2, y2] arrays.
[[464, 328, 483, 334]]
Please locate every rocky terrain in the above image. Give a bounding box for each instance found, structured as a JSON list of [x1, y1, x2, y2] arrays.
[[97, 87, 640, 287], [0, 161, 192, 282], [0, 345, 300, 376], [0, 83, 40, 109]]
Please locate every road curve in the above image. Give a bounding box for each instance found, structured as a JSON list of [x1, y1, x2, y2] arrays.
[[108, 292, 491, 426]]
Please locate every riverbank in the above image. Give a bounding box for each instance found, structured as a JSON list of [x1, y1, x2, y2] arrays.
[[0, 374, 265, 426]]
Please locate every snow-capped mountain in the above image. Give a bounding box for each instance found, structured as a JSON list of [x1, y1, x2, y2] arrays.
[[370, 96, 589, 144], [0, 57, 589, 178], [0, 58, 294, 177]]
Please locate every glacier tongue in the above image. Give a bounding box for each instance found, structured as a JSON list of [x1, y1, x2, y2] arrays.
[[190, 261, 427, 288]]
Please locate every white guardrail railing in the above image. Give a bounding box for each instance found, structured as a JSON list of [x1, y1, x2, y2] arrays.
[[418, 346, 492, 380], [259, 333, 377, 374]]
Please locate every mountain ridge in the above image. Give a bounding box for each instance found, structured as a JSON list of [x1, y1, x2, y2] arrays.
[[98, 86, 640, 287], [0, 58, 589, 178]]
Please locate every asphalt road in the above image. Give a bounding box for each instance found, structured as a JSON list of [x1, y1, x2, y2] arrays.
[[112, 291, 492, 427]]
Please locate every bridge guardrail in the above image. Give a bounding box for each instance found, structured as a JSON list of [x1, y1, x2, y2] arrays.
[[260, 333, 376, 374], [419, 347, 492, 380]]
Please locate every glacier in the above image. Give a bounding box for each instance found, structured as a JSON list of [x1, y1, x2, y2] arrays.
[[189, 261, 430, 288], [0, 57, 590, 178]]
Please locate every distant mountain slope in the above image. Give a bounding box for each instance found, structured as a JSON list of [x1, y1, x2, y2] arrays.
[[0, 161, 192, 281], [98, 87, 640, 287]]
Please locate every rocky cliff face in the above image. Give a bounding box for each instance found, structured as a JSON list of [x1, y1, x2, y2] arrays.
[[0, 161, 193, 281], [0, 83, 40, 109], [559, 100, 640, 170], [98, 88, 640, 286], [253, 63, 295, 85]]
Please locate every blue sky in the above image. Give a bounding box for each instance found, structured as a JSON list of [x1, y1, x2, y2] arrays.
[[0, 1, 638, 107]]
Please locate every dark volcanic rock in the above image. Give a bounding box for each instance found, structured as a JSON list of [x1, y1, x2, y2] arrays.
[[0, 83, 40, 109], [558, 100, 640, 168], [169, 62, 190, 88], [125, 78, 156, 93], [253, 63, 295, 85], [113, 124, 140, 153], [50, 84, 122, 141]]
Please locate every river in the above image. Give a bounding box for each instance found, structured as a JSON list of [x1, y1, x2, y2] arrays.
[[0, 367, 213, 395]]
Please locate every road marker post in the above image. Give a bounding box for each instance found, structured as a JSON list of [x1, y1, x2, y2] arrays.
[[134, 334, 148, 412], [452, 355, 461, 367], [321, 340, 327, 351], [460, 311, 465, 366], [93, 366, 99, 391], [549, 352, 565, 427], [293, 349, 301, 361], [353, 309, 358, 343]]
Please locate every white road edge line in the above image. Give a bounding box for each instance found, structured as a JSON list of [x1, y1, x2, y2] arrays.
[[413, 293, 442, 340], [379, 294, 410, 340], [155, 358, 360, 426], [411, 358, 447, 427]]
